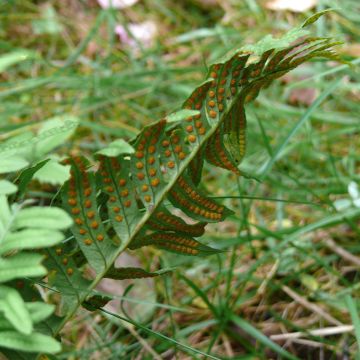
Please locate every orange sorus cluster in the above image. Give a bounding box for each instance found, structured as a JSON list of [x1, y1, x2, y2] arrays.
[[264, 38, 313, 73], [187, 153, 203, 183], [184, 81, 208, 113], [66, 158, 105, 246], [148, 211, 205, 237], [159, 242, 198, 255], [98, 158, 132, 221], [249, 49, 274, 79], [206, 58, 239, 115], [207, 63, 228, 116], [158, 211, 205, 235], [183, 82, 210, 143], [177, 176, 224, 212], [161, 132, 187, 170], [98, 156, 121, 185], [222, 101, 246, 151], [133, 121, 167, 204], [150, 233, 199, 255], [205, 128, 241, 175], [54, 247, 75, 276], [185, 117, 206, 142], [169, 188, 222, 221]]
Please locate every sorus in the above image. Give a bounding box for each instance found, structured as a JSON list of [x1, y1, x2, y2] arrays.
[[91, 221, 99, 229], [137, 173, 145, 180], [119, 179, 127, 186], [178, 152, 186, 160], [121, 189, 129, 197], [68, 198, 77, 206], [188, 135, 196, 143], [115, 215, 123, 222], [209, 110, 217, 118], [151, 178, 160, 187]]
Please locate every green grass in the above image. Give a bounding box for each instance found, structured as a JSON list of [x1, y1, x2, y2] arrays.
[[1, 0, 359, 359]]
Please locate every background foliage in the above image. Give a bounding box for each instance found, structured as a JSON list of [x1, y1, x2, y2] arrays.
[[0, 0, 359, 359]]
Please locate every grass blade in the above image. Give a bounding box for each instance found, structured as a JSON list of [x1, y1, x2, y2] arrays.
[[345, 294, 360, 354], [230, 313, 300, 360]]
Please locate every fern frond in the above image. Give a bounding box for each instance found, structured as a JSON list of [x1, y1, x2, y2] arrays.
[[0, 180, 70, 355], [51, 16, 343, 335]]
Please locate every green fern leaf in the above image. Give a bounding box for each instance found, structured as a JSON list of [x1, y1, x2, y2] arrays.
[[33, 159, 70, 186], [0, 229, 64, 255], [13, 206, 72, 231], [0, 183, 69, 355], [0, 253, 47, 282], [25, 302, 56, 324], [0, 156, 29, 174], [0, 180, 18, 196], [0, 331, 61, 353], [16, 159, 50, 198], [0, 286, 32, 335]]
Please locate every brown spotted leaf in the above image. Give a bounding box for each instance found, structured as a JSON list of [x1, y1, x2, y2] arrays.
[[62, 156, 117, 273], [168, 175, 234, 223], [147, 205, 206, 237], [82, 294, 112, 312], [44, 243, 91, 314], [129, 232, 222, 256], [104, 266, 172, 280]]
